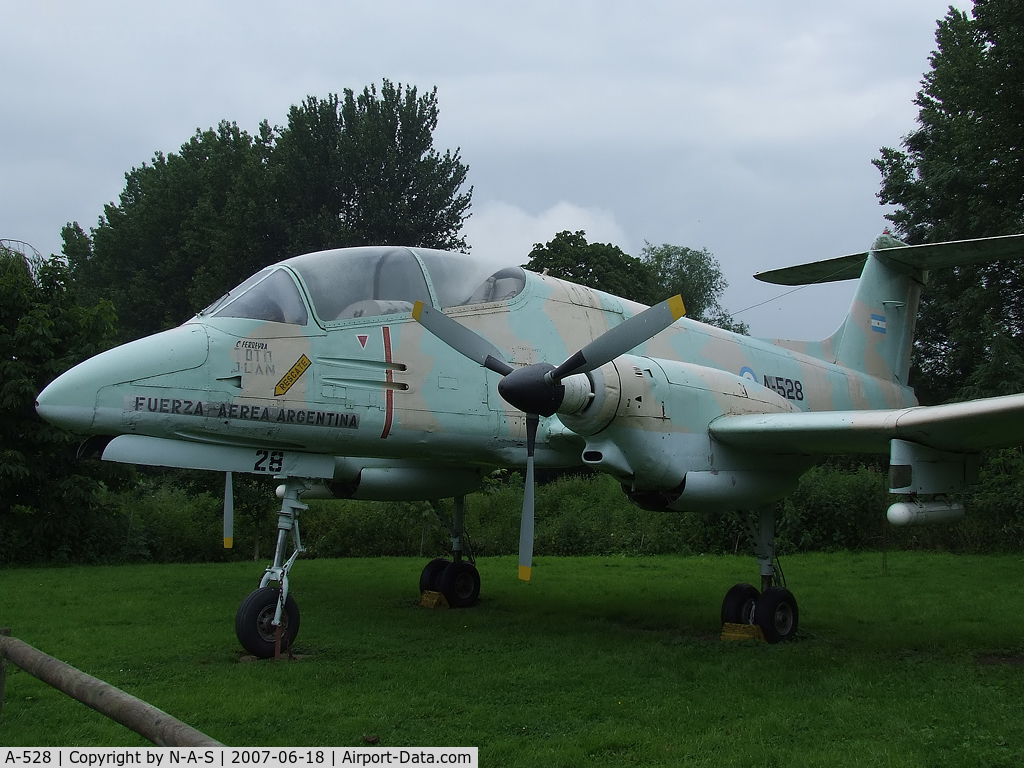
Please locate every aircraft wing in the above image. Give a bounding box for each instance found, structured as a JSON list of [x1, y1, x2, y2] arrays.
[[709, 393, 1024, 455]]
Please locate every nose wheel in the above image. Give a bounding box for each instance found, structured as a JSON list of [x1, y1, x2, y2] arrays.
[[236, 586, 301, 657]]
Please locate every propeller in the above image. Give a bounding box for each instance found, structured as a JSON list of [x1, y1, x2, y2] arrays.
[[413, 295, 685, 581]]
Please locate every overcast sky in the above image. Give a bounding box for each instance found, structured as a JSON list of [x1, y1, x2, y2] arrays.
[[2, 0, 962, 339]]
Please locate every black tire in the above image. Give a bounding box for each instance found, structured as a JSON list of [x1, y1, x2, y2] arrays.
[[436, 561, 480, 608], [235, 587, 300, 658], [721, 583, 760, 625], [419, 558, 452, 594], [753, 586, 799, 643]]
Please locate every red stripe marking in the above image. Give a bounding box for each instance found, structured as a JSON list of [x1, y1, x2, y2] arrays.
[[381, 326, 394, 439]]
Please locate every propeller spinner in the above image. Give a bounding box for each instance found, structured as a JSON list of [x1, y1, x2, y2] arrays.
[[412, 295, 685, 581]]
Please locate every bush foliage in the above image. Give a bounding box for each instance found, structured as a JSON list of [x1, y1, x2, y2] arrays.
[[7, 454, 1023, 567]]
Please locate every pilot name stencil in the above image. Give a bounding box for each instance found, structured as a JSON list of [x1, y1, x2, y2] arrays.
[[231, 346, 275, 376], [128, 395, 358, 429]]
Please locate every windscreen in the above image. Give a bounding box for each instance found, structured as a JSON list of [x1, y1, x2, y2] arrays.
[[213, 268, 309, 325]]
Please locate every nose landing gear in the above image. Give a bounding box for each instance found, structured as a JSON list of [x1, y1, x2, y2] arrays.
[[236, 478, 308, 658]]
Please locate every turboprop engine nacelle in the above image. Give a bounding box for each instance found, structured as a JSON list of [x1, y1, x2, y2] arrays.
[[887, 499, 965, 527], [565, 355, 803, 510]]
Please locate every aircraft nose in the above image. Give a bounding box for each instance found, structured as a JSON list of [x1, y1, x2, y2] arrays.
[[36, 324, 210, 433], [35, 374, 95, 432]]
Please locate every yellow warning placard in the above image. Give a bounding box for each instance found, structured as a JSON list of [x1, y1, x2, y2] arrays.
[[275, 354, 311, 396]]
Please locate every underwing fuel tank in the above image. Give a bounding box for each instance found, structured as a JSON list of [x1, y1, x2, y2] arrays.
[[886, 499, 965, 527]]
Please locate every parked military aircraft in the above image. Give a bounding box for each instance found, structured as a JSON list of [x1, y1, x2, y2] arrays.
[[35, 232, 1024, 656]]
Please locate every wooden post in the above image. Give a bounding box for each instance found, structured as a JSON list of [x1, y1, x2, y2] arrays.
[[0, 633, 222, 746], [0, 628, 10, 724]]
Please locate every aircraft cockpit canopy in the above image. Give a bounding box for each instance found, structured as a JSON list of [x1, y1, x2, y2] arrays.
[[211, 267, 309, 325], [205, 246, 526, 326]]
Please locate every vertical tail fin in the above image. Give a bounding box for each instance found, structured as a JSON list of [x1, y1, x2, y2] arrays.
[[754, 232, 1024, 384], [829, 233, 923, 384]]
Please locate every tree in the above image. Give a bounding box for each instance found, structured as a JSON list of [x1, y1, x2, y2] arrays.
[[640, 243, 748, 333], [523, 232, 747, 333], [523, 230, 655, 304], [68, 121, 276, 341], [0, 245, 118, 563], [70, 82, 472, 342], [874, 0, 1024, 403], [270, 83, 472, 253]]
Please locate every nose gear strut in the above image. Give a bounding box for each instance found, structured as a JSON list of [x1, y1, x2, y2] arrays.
[[235, 477, 310, 658]]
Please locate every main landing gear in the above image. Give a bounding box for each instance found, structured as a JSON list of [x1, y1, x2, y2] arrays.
[[419, 496, 481, 608], [720, 507, 799, 643], [236, 478, 308, 658]]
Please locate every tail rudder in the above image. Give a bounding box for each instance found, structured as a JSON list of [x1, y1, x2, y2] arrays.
[[829, 233, 922, 384]]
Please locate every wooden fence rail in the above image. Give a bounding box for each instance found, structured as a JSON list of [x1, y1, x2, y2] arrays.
[[0, 629, 223, 747]]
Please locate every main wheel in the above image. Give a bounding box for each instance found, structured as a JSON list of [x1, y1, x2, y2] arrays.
[[235, 587, 301, 658], [721, 583, 759, 625], [419, 558, 452, 594], [436, 561, 481, 608], [753, 586, 799, 643]]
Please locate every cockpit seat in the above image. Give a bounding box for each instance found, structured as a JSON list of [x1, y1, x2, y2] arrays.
[[337, 299, 415, 320], [463, 268, 528, 305]]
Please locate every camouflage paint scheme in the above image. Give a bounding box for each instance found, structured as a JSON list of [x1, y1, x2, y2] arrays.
[[36, 233, 1024, 514]]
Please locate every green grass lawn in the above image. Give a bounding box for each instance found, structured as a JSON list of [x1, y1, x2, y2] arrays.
[[1, 552, 1023, 765]]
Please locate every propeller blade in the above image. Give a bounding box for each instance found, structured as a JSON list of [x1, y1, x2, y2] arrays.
[[413, 301, 514, 376], [548, 294, 685, 383], [223, 471, 234, 549], [518, 414, 539, 582]]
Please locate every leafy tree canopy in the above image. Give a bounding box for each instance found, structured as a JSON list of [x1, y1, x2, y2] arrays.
[[524, 230, 655, 304], [874, 0, 1024, 404], [0, 245, 118, 562], [69, 81, 472, 342], [640, 242, 748, 333], [524, 231, 746, 333]]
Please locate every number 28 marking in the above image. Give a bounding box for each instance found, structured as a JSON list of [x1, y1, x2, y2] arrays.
[[254, 449, 284, 473]]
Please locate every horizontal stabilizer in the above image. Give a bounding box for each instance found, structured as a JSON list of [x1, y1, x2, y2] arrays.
[[709, 392, 1024, 456], [756, 233, 1024, 286]]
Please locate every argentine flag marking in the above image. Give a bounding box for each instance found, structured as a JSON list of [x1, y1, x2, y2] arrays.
[[870, 314, 887, 334]]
